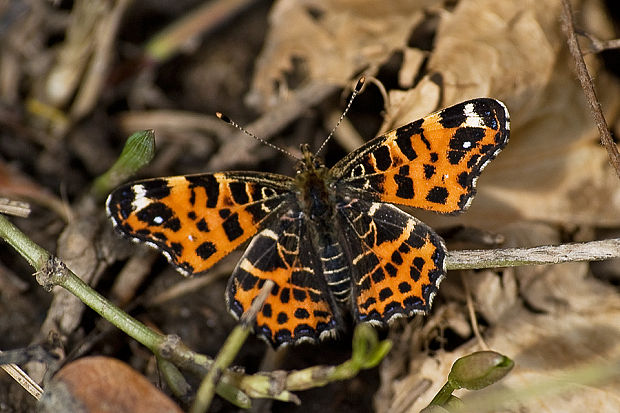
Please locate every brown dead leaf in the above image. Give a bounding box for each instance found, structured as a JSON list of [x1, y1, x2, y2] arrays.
[[39, 356, 183, 413], [248, 0, 436, 108]]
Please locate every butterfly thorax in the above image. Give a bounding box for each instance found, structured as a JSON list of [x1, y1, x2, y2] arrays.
[[294, 144, 335, 221]]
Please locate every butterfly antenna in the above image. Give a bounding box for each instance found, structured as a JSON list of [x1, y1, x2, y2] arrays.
[[315, 76, 365, 156], [216, 112, 299, 161]]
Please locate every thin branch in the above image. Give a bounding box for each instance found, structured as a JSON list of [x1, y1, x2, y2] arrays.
[[560, 0, 620, 179], [447, 238, 620, 270], [577, 30, 620, 54], [191, 280, 275, 413]]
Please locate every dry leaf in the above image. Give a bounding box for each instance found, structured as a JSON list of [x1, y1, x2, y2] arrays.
[[248, 0, 436, 108], [39, 356, 183, 413]]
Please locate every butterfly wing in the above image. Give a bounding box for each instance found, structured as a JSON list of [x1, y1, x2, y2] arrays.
[[336, 199, 445, 324], [332, 98, 510, 213], [226, 209, 342, 346], [106, 172, 295, 275]]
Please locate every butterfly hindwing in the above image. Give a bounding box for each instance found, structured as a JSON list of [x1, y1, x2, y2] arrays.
[[106, 172, 294, 275], [226, 209, 341, 346], [332, 98, 510, 213], [336, 199, 446, 324]]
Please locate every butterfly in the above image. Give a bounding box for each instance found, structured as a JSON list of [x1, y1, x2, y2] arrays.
[[107, 95, 510, 347]]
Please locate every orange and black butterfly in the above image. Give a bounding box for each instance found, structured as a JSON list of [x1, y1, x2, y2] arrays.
[[107, 92, 509, 347]]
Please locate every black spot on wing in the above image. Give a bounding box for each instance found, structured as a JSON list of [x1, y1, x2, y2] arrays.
[[398, 282, 412, 293], [394, 121, 421, 161], [196, 218, 210, 232], [262, 303, 272, 317], [379, 287, 393, 301], [449, 127, 485, 151], [457, 171, 469, 189], [424, 164, 436, 179], [186, 175, 219, 208], [136, 202, 173, 226], [448, 150, 466, 165], [164, 217, 181, 232], [239, 271, 259, 291], [373, 145, 392, 171], [141, 179, 171, 200], [277, 312, 288, 324], [394, 174, 414, 199], [426, 186, 449, 204], [219, 208, 231, 219], [438, 103, 467, 128], [222, 212, 243, 241], [371, 268, 385, 283], [467, 155, 480, 168], [280, 287, 290, 303], [170, 242, 183, 256], [229, 181, 250, 204], [294, 308, 310, 319], [245, 234, 286, 271], [196, 241, 216, 260]]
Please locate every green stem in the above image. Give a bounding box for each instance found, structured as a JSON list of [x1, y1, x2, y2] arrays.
[[428, 382, 457, 406], [0, 215, 49, 270], [53, 261, 164, 351]]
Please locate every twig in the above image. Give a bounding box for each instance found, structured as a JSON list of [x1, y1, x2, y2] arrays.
[[446, 238, 620, 270], [191, 280, 275, 413], [0, 351, 43, 400], [145, 0, 260, 62], [460, 273, 489, 350], [578, 31, 620, 54], [0, 198, 30, 218], [560, 0, 620, 179]]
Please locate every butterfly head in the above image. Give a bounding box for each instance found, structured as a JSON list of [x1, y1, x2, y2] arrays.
[[297, 143, 326, 174]]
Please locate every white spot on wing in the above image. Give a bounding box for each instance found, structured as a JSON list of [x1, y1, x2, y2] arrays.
[[463, 103, 485, 128], [153, 216, 163, 224], [130, 185, 151, 211]]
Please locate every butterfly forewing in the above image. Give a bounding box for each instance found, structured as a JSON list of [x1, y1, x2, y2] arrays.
[[332, 98, 510, 214], [107, 172, 295, 275]]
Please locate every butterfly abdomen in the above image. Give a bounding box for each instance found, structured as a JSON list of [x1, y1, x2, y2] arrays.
[[318, 238, 351, 303]]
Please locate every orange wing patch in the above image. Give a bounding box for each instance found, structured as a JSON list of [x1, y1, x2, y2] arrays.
[[106, 172, 293, 275], [333, 98, 509, 213]]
